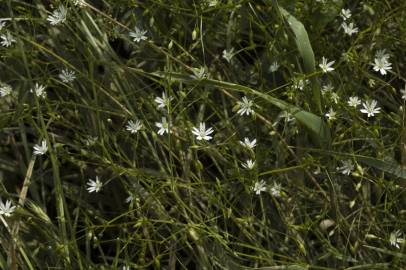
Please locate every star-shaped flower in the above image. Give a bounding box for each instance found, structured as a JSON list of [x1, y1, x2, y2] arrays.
[[252, 180, 267, 195], [47, 5, 67, 25], [372, 57, 392, 75], [129, 27, 148, 43], [239, 137, 257, 149], [155, 117, 170, 135], [86, 176, 103, 193], [154, 92, 174, 109], [347, 96, 361, 107], [319, 57, 335, 73], [58, 69, 76, 83], [192, 122, 214, 141], [30, 83, 46, 98], [0, 199, 16, 217], [237, 96, 254, 116], [242, 159, 256, 170], [126, 119, 143, 134], [336, 160, 354, 175], [33, 140, 48, 155], [360, 100, 381, 117]]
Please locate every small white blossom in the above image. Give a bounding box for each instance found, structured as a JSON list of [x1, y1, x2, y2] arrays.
[[33, 140, 48, 155], [331, 92, 340, 104], [269, 61, 280, 73], [0, 84, 12, 97], [319, 57, 335, 73], [222, 48, 234, 63], [129, 27, 147, 42], [207, 0, 219, 6], [0, 31, 16, 47], [336, 160, 354, 175], [237, 96, 254, 116], [155, 117, 170, 135], [72, 0, 86, 7], [192, 122, 214, 141], [322, 83, 334, 94], [154, 92, 174, 109], [242, 159, 256, 170], [294, 79, 309, 91], [325, 108, 337, 121], [360, 100, 381, 117], [58, 69, 76, 83], [389, 230, 404, 249], [375, 49, 390, 61], [191, 67, 207, 79], [239, 137, 257, 149], [270, 182, 282, 197], [0, 199, 16, 217], [30, 83, 46, 98], [347, 96, 361, 107], [253, 180, 267, 195], [372, 57, 392, 75], [340, 9, 352, 20], [87, 176, 103, 193], [47, 5, 67, 25], [341, 22, 358, 36], [126, 119, 142, 134]]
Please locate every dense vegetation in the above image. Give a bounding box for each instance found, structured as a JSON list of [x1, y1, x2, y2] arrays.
[[1, 0, 406, 269]]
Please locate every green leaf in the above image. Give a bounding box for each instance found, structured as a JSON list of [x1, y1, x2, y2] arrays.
[[356, 156, 406, 181], [147, 71, 331, 148], [278, 6, 322, 114]]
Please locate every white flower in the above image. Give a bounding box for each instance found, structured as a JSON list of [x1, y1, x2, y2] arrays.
[[401, 88, 406, 101], [239, 137, 257, 149], [347, 96, 361, 107], [360, 100, 381, 117], [0, 84, 12, 97], [341, 22, 358, 36], [154, 92, 174, 109], [0, 31, 16, 47], [331, 92, 340, 104], [340, 9, 352, 20], [58, 69, 76, 83], [322, 83, 334, 93], [372, 57, 392, 75], [319, 57, 335, 73], [126, 119, 142, 134], [129, 27, 147, 42], [336, 160, 354, 175], [242, 159, 256, 170], [47, 5, 67, 25], [237, 96, 254, 116], [207, 0, 219, 6], [270, 182, 282, 197], [155, 117, 170, 135], [72, 0, 86, 7], [87, 176, 103, 193], [191, 67, 207, 79], [222, 48, 234, 63], [325, 108, 337, 121], [0, 199, 16, 217], [30, 83, 46, 98], [192, 122, 214, 141], [0, 21, 6, 31], [253, 180, 267, 195], [33, 140, 48, 155], [294, 79, 309, 91], [269, 61, 280, 73], [389, 230, 404, 249], [375, 49, 390, 61]]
